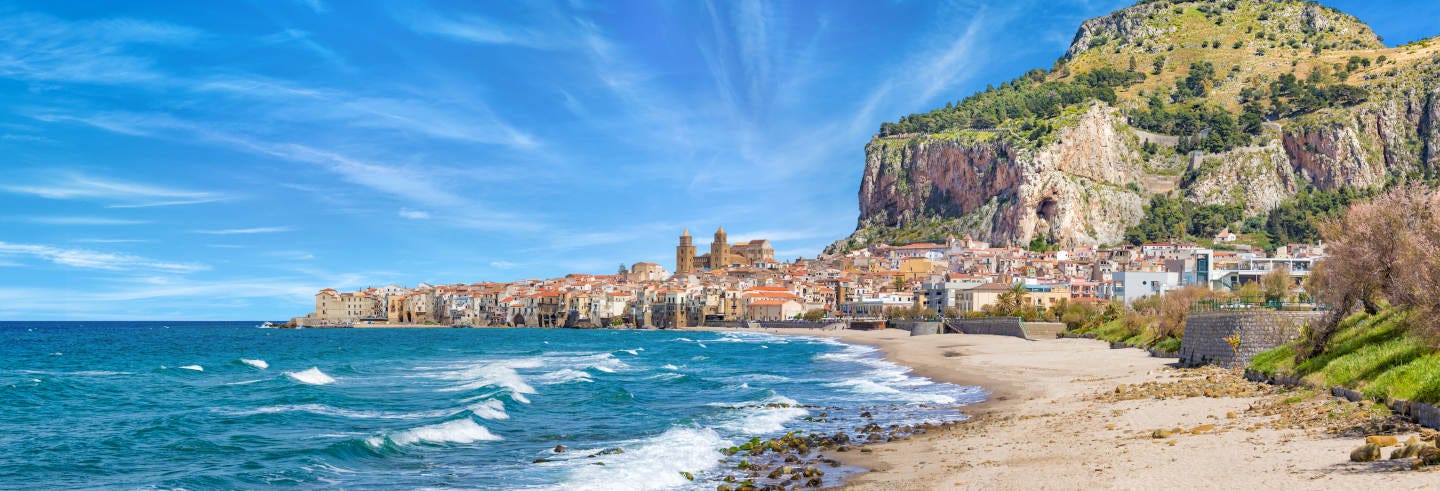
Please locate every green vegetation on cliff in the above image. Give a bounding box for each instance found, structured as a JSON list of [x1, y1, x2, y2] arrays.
[[1124, 184, 1375, 247], [878, 67, 1142, 137]]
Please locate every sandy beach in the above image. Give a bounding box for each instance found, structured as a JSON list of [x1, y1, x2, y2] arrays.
[[686, 326, 1438, 489]]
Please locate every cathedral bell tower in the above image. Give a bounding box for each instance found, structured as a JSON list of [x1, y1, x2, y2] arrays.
[[710, 226, 730, 269], [676, 229, 696, 274]]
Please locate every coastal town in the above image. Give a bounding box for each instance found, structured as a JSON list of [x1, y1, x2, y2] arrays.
[[293, 226, 1325, 328]]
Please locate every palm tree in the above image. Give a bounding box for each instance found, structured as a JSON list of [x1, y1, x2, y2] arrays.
[[997, 282, 1030, 316]]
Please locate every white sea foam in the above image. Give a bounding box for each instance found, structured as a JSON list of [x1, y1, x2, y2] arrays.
[[813, 342, 967, 404], [465, 399, 510, 420], [286, 367, 336, 385], [566, 352, 629, 373], [697, 342, 708, 348], [240, 359, 269, 370], [719, 404, 808, 434], [714, 374, 791, 384], [616, 347, 644, 355], [233, 403, 446, 420], [226, 379, 263, 386], [367, 418, 501, 448], [555, 427, 725, 491], [712, 332, 786, 344], [437, 361, 538, 403], [534, 368, 594, 385], [179, 365, 204, 372], [824, 378, 956, 404], [661, 364, 680, 371]]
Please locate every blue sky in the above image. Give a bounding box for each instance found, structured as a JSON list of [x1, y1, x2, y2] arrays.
[[0, 0, 1433, 320]]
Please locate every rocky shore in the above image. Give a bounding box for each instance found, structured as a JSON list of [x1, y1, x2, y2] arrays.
[[687, 326, 1440, 489]]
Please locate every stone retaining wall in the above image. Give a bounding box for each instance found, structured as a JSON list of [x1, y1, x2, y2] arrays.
[[1245, 369, 1440, 432], [1180, 311, 1323, 368], [947, 317, 1027, 339]]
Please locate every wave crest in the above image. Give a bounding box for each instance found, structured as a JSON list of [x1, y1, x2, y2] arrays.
[[286, 367, 336, 385], [366, 418, 501, 448]]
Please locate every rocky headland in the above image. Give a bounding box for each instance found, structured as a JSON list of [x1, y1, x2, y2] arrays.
[[831, 0, 1440, 251]]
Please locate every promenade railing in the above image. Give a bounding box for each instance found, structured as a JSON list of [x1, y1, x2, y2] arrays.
[[1189, 297, 1326, 313]]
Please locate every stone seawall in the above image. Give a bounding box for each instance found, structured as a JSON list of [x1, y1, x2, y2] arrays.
[[1180, 311, 1323, 368]]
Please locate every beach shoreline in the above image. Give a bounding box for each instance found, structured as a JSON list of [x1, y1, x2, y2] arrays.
[[684, 326, 1438, 489]]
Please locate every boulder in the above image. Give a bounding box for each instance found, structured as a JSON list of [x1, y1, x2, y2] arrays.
[[1419, 445, 1440, 466], [1365, 435, 1399, 447], [1390, 443, 1427, 459], [1350, 443, 1382, 462], [1189, 424, 1215, 434], [554, 445, 568, 453], [1151, 429, 1173, 439]]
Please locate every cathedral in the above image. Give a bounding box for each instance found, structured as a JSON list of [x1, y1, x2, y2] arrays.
[[675, 227, 775, 274]]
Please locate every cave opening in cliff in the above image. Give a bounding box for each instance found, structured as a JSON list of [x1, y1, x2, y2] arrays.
[[1036, 197, 1058, 223]]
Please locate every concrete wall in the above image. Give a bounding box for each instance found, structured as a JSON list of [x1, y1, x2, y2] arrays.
[[1023, 322, 1066, 340], [896, 321, 942, 336], [1180, 311, 1323, 368], [947, 317, 1027, 339]]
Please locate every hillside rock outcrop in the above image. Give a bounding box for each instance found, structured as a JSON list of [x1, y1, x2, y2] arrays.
[[852, 104, 1144, 248]]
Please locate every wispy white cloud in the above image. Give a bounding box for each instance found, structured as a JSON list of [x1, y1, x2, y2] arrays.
[[402, 10, 570, 50], [35, 109, 541, 232], [22, 216, 150, 226], [264, 250, 315, 261], [0, 133, 57, 144], [398, 208, 430, 220], [73, 238, 151, 244], [0, 13, 202, 85], [297, 0, 327, 14], [489, 260, 517, 269], [0, 241, 207, 273], [259, 29, 348, 69], [193, 226, 293, 235], [0, 173, 226, 207], [848, 8, 993, 136], [727, 228, 832, 243]]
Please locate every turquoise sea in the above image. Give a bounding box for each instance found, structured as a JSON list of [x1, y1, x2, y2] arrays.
[[0, 323, 983, 489]]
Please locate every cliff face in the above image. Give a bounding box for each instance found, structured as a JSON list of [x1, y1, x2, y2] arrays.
[[1282, 83, 1440, 190], [833, 0, 1440, 252], [850, 104, 1145, 249]]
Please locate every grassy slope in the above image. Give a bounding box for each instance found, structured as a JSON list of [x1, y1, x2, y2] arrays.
[[1057, 0, 1439, 112], [1250, 306, 1440, 403]]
